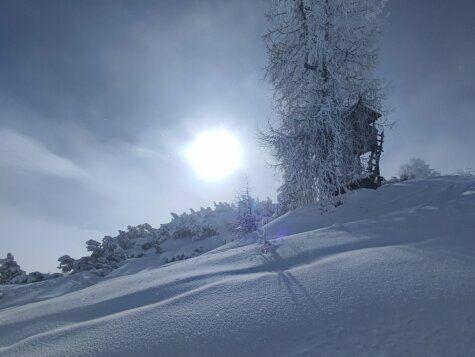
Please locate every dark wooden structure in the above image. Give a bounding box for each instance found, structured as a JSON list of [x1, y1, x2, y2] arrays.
[[346, 100, 384, 189]]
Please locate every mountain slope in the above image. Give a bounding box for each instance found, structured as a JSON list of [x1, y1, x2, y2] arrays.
[[1, 176, 475, 357]]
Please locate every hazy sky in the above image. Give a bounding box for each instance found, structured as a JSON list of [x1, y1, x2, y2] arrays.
[[1, 0, 474, 272]]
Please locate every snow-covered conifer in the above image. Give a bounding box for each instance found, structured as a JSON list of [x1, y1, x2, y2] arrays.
[[0, 253, 27, 284], [102, 236, 126, 262], [57, 255, 76, 273], [72, 256, 94, 272], [234, 184, 258, 237], [86, 239, 103, 257]]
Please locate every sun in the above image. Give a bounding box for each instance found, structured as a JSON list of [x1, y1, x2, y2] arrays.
[[186, 129, 243, 181]]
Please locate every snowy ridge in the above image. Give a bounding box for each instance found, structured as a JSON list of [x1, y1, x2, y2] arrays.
[[54, 202, 240, 277], [1, 176, 475, 356]]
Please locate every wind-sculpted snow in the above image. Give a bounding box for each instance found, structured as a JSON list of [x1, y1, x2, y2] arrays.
[[1, 177, 475, 356]]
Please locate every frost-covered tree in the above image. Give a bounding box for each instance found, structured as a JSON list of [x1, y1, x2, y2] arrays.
[[57, 223, 165, 276], [256, 197, 277, 221], [261, 0, 386, 211], [55, 203, 239, 276], [234, 183, 258, 237], [0, 253, 26, 284], [0, 253, 61, 284], [57, 255, 76, 273], [398, 158, 440, 181], [102, 236, 127, 262], [234, 183, 278, 237], [86, 239, 102, 257]]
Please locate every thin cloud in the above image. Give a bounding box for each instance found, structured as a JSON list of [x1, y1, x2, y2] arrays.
[[0, 129, 88, 178]]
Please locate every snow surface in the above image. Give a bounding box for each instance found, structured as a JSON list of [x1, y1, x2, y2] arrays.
[[1, 176, 475, 356]]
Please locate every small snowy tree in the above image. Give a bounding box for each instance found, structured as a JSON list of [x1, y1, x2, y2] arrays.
[[0, 253, 27, 284], [234, 183, 258, 237], [257, 217, 275, 254], [234, 183, 278, 237], [57, 255, 76, 273], [86, 239, 103, 257], [71, 256, 95, 273], [261, 0, 386, 211], [398, 158, 440, 181]]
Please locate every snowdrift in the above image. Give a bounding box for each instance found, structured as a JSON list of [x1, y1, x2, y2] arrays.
[[1, 176, 475, 356]]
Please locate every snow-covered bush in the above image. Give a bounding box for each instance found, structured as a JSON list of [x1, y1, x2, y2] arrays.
[[56, 203, 234, 276], [454, 168, 474, 177], [57, 255, 75, 273], [172, 227, 194, 240], [7, 273, 28, 284], [163, 247, 205, 264], [1, 253, 62, 285], [57, 224, 163, 275], [0, 253, 27, 284], [71, 257, 94, 273], [193, 225, 218, 240], [101, 236, 127, 261], [26, 271, 62, 284], [168, 207, 223, 241], [398, 158, 440, 181], [54, 197, 273, 277], [86, 239, 102, 256]]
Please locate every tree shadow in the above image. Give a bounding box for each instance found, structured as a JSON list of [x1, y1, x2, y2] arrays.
[[260, 249, 319, 313]]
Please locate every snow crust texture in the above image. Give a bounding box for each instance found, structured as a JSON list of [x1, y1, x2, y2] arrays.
[[1, 177, 475, 356]]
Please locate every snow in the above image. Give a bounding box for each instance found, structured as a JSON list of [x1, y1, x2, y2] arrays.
[[1, 176, 475, 356]]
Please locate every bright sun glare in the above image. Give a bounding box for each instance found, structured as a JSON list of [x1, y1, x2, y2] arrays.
[[186, 129, 243, 181]]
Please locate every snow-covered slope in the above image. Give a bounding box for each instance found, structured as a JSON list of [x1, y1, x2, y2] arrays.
[[1, 176, 475, 356]]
